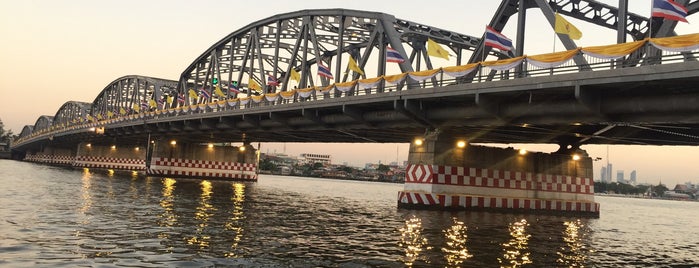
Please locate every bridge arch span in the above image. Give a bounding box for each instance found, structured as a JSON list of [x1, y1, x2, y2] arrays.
[[32, 116, 54, 134], [19, 125, 33, 139], [53, 101, 91, 128], [90, 75, 178, 118], [176, 8, 506, 103]]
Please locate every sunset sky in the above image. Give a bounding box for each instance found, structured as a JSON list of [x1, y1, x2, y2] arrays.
[[1, 0, 696, 186]]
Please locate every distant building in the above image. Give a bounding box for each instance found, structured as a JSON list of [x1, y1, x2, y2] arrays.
[[600, 167, 607, 182], [617, 170, 624, 183], [630, 170, 637, 184], [606, 163, 613, 182], [300, 153, 332, 165]]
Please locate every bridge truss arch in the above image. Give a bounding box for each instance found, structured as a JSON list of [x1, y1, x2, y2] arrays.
[[91, 75, 178, 118], [176, 8, 507, 104], [19, 125, 33, 139], [52, 101, 91, 128], [32, 116, 54, 134]]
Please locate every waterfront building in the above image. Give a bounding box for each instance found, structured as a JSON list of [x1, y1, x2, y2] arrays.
[[300, 153, 332, 166], [606, 163, 613, 182], [630, 170, 637, 185]]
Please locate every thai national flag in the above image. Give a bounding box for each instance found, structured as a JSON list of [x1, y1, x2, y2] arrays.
[[652, 0, 688, 22], [267, 74, 280, 86], [484, 26, 513, 52], [229, 82, 240, 93], [386, 47, 405, 63], [140, 101, 149, 110], [317, 62, 333, 79], [199, 88, 211, 99], [177, 93, 185, 103]]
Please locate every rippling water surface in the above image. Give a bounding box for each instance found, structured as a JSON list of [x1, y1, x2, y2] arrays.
[[0, 159, 697, 267]]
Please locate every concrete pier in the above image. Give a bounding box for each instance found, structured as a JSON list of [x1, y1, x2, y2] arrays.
[[399, 131, 599, 217], [21, 138, 258, 181], [146, 140, 258, 181]]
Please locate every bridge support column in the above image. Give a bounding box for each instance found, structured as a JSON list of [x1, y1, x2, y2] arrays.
[[399, 131, 599, 217], [147, 139, 258, 181], [73, 142, 147, 172]]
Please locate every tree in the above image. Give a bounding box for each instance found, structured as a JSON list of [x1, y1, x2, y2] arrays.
[[652, 183, 669, 197], [259, 158, 277, 171], [0, 118, 13, 143], [377, 164, 390, 173]]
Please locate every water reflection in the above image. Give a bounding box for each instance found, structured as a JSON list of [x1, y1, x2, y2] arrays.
[[224, 183, 246, 257], [557, 220, 588, 267], [499, 219, 532, 267], [79, 168, 93, 218], [187, 180, 215, 249], [398, 216, 431, 266], [442, 217, 472, 267], [158, 178, 177, 229]]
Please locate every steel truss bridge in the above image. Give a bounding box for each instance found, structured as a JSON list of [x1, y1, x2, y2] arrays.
[[12, 0, 699, 153]]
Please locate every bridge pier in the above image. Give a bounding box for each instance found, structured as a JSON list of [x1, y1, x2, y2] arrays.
[[146, 139, 258, 181], [399, 131, 599, 217], [23, 145, 76, 167], [73, 142, 146, 172]]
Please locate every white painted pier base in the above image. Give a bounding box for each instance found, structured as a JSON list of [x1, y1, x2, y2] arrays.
[[399, 133, 600, 217]]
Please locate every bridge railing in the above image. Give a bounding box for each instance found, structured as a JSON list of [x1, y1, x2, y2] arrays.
[[13, 34, 699, 147]]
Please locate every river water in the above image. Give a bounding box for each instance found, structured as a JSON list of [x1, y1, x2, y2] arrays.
[[0, 159, 697, 267]]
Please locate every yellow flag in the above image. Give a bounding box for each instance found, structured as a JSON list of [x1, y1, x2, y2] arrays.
[[348, 56, 364, 76], [427, 38, 450, 60], [214, 85, 226, 97], [132, 103, 140, 112], [97, 114, 103, 120], [290, 68, 300, 82], [188, 89, 198, 99], [167, 96, 174, 104], [119, 107, 126, 115], [248, 78, 261, 92], [149, 99, 157, 108], [555, 12, 582, 40], [107, 111, 114, 118]]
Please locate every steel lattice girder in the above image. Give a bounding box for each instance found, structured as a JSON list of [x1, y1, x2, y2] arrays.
[[32, 116, 54, 133], [53, 101, 91, 127], [176, 8, 506, 105], [90, 75, 178, 117]]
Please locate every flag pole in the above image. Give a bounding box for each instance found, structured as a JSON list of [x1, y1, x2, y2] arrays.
[[480, 26, 486, 82]]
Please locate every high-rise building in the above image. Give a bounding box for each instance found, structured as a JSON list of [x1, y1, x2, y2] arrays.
[[617, 170, 624, 183], [630, 170, 637, 184], [600, 167, 607, 182], [606, 163, 613, 182]]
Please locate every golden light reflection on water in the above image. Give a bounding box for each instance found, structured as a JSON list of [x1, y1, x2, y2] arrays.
[[79, 168, 93, 216], [187, 180, 214, 249], [442, 217, 472, 267], [557, 220, 588, 267], [224, 183, 246, 258], [158, 178, 177, 230], [398, 216, 431, 266], [499, 219, 532, 267]]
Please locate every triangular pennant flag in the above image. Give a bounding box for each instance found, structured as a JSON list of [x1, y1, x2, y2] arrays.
[[555, 12, 582, 40], [427, 38, 450, 60], [348, 56, 364, 76]]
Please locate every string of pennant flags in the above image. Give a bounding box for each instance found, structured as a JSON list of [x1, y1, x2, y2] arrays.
[[68, 32, 699, 127]]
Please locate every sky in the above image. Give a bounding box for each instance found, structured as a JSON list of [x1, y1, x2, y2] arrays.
[[0, 0, 697, 186]]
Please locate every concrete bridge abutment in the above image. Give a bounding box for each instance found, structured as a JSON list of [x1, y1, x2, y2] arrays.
[[399, 131, 600, 217]]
